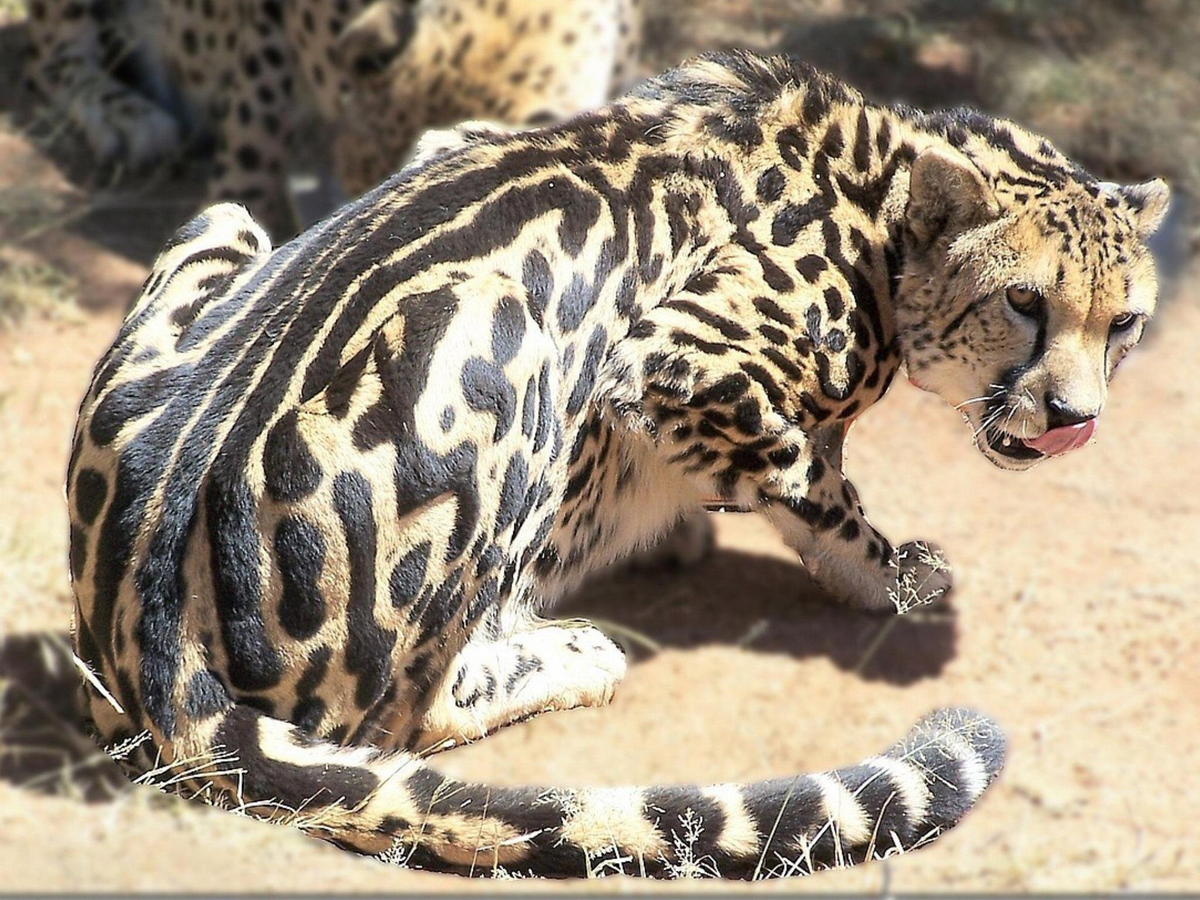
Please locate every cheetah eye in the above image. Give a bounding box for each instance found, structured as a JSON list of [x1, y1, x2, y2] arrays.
[[1110, 312, 1139, 333], [1006, 285, 1043, 318]]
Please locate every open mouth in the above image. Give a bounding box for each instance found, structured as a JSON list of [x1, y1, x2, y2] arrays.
[[983, 417, 1098, 462], [985, 430, 1045, 461]]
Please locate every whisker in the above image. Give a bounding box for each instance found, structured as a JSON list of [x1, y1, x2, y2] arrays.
[[954, 396, 993, 410]]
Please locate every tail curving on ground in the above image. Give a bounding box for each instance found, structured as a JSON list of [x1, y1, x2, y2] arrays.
[[107, 702, 1004, 880]]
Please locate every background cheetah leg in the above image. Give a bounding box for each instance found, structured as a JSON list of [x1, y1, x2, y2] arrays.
[[413, 620, 626, 752], [197, 6, 297, 237]]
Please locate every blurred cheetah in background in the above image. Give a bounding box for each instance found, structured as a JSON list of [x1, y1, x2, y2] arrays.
[[24, 0, 644, 234]]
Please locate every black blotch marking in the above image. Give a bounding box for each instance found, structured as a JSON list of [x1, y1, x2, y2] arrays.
[[796, 254, 828, 283], [185, 669, 231, 718], [69, 524, 87, 581], [557, 274, 595, 332], [567, 326, 608, 416], [495, 454, 531, 532], [74, 468, 108, 525], [274, 515, 327, 640], [491, 297, 526, 364], [753, 296, 794, 327], [264, 410, 322, 502], [206, 476, 283, 693], [756, 166, 786, 204], [333, 472, 397, 711], [522, 250, 554, 327], [462, 357, 518, 441]]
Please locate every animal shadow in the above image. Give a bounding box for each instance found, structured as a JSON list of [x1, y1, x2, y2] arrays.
[[0, 631, 129, 803], [561, 545, 958, 685]]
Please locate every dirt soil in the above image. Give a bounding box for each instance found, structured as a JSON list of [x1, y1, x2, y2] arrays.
[[2, 14, 1199, 897]]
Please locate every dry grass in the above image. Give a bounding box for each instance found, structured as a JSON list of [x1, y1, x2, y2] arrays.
[[0, 259, 83, 330]]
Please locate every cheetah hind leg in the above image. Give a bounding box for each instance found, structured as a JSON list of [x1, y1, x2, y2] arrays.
[[414, 620, 626, 753]]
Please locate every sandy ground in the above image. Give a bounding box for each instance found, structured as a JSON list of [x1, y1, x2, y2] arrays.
[[2, 17, 1200, 898]]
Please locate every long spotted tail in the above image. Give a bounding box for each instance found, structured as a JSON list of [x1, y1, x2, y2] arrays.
[[112, 703, 1004, 880]]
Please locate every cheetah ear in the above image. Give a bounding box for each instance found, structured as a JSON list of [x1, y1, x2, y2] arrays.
[[1100, 179, 1171, 238], [335, 0, 415, 80], [907, 147, 999, 245]]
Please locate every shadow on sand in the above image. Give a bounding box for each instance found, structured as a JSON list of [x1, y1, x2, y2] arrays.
[[563, 545, 957, 685]]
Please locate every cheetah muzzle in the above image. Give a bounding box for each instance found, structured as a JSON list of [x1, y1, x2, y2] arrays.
[[66, 51, 1168, 879]]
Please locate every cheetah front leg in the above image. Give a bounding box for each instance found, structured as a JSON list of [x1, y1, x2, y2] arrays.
[[413, 620, 626, 752], [759, 427, 953, 614]]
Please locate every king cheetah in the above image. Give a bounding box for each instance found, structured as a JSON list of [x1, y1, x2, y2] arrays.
[[66, 51, 1168, 878]]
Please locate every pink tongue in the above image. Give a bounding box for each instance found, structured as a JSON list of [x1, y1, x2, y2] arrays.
[[1022, 418, 1097, 457]]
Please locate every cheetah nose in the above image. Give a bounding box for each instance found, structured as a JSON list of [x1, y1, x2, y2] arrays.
[[1021, 418, 1097, 456]]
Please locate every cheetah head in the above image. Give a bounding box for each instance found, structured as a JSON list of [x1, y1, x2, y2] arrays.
[[897, 145, 1170, 471]]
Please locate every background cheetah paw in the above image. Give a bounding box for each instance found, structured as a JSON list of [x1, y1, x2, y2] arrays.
[[68, 87, 180, 173]]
